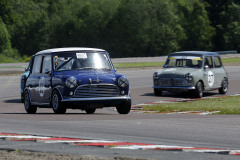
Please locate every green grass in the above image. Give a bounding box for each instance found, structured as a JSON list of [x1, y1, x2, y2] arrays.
[[142, 95, 240, 114], [0, 54, 239, 68], [113, 57, 240, 68], [221, 57, 240, 64], [114, 62, 165, 68], [0, 55, 25, 63]]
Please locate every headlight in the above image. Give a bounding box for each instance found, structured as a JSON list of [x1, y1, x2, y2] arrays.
[[185, 73, 193, 81], [118, 76, 129, 88], [65, 76, 77, 88], [153, 72, 160, 79]]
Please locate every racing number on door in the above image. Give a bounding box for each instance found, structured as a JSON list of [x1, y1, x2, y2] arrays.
[[39, 77, 45, 97], [208, 71, 214, 87]]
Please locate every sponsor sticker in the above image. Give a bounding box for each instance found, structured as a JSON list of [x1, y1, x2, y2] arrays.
[[76, 53, 87, 59]]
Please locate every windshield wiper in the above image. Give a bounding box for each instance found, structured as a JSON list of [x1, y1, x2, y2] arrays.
[[73, 67, 112, 70], [82, 67, 111, 70], [82, 67, 96, 69], [98, 68, 111, 70], [72, 67, 95, 70]]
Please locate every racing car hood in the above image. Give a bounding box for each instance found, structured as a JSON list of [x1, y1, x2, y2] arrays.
[[156, 68, 201, 78], [72, 70, 116, 84]]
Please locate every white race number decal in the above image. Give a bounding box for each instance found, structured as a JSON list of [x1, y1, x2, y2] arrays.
[[39, 77, 45, 97], [208, 71, 214, 87]]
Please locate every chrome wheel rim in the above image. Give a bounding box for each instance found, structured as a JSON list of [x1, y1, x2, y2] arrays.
[[198, 83, 203, 97], [223, 80, 228, 92]]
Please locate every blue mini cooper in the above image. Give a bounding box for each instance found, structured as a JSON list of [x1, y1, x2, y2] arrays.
[[24, 48, 131, 114]]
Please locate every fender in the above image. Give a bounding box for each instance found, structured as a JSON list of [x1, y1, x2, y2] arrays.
[[51, 87, 64, 100]]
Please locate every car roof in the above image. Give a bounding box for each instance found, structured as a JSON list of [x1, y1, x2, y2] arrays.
[[35, 47, 106, 55], [171, 51, 219, 56]]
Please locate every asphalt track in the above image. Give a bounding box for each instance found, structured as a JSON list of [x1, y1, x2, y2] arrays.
[[0, 58, 240, 159]]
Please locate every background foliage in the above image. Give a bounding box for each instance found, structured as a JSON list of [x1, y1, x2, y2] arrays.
[[0, 0, 239, 60]]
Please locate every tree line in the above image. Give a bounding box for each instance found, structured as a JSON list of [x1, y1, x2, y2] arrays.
[[0, 0, 240, 59]]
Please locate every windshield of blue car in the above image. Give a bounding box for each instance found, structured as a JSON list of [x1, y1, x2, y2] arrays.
[[164, 55, 203, 68], [54, 52, 112, 71]]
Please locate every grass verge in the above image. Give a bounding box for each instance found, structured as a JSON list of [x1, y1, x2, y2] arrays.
[[114, 57, 240, 68], [142, 95, 240, 114], [221, 57, 240, 64], [114, 62, 165, 68], [0, 55, 25, 63], [0, 55, 239, 68]]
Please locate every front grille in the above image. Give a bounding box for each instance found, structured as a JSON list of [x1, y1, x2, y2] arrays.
[[74, 84, 120, 98], [158, 78, 188, 87]]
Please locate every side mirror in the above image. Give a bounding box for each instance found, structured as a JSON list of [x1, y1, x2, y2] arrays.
[[163, 64, 167, 68], [44, 69, 51, 75], [114, 68, 117, 72], [22, 75, 27, 81]]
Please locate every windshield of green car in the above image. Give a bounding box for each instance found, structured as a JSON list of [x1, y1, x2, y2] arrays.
[[164, 55, 203, 68], [53, 52, 112, 71]]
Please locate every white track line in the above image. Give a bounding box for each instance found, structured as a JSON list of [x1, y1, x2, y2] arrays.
[[0, 135, 50, 139], [114, 145, 194, 150], [41, 140, 118, 144]]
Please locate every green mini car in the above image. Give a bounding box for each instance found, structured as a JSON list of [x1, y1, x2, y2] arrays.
[[153, 51, 228, 98]]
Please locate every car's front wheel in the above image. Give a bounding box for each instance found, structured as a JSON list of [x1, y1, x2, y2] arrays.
[[154, 89, 162, 96], [24, 90, 37, 114], [85, 107, 96, 114], [219, 78, 228, 94], [21, 93, 24, 103], [116, 100, 131, 114], [51, 91, 66, 114], [194, 81, 203, 98]]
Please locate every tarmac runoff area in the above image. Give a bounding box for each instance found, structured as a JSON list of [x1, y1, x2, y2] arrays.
[[0, 88, 239, 159], [0, 133, 240, 158]]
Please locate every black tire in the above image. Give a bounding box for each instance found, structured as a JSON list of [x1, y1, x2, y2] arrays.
[[154, 89, 162, 96], [51, 91, 66, 114], [194, 81, 203, 98], [219, 78, 228, 94], [116, 100, 131, 114], [24, 90, 37, 114], [21, 93, 24, 103], [85, 107, 96, 114]]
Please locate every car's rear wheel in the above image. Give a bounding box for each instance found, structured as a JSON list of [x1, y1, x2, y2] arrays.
[[194, 81, 203, 98], [51, 91, 66, 114], [24, 90, 37, 114], [116, 100, 131, 114], [219, 78, 228, 94], [85, 107, 96, 114], [154, 89, 162, 96]]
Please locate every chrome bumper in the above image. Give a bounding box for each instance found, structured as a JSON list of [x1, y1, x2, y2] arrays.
[[61, 96, 131, 102], [153, 86, 195, 90]]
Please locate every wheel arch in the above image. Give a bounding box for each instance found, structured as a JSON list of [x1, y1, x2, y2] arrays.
[[24, 88, 32, 103], [196, 80, 205, 91], [51, 87, 63, 100], [223, 77, 228, 82]]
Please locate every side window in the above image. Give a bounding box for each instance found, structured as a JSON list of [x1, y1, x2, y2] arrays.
[[42, 55, 52, 73], [213, 56, 222, 68], [204, 57, 213, 68], [32, 55, 42, 74]]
